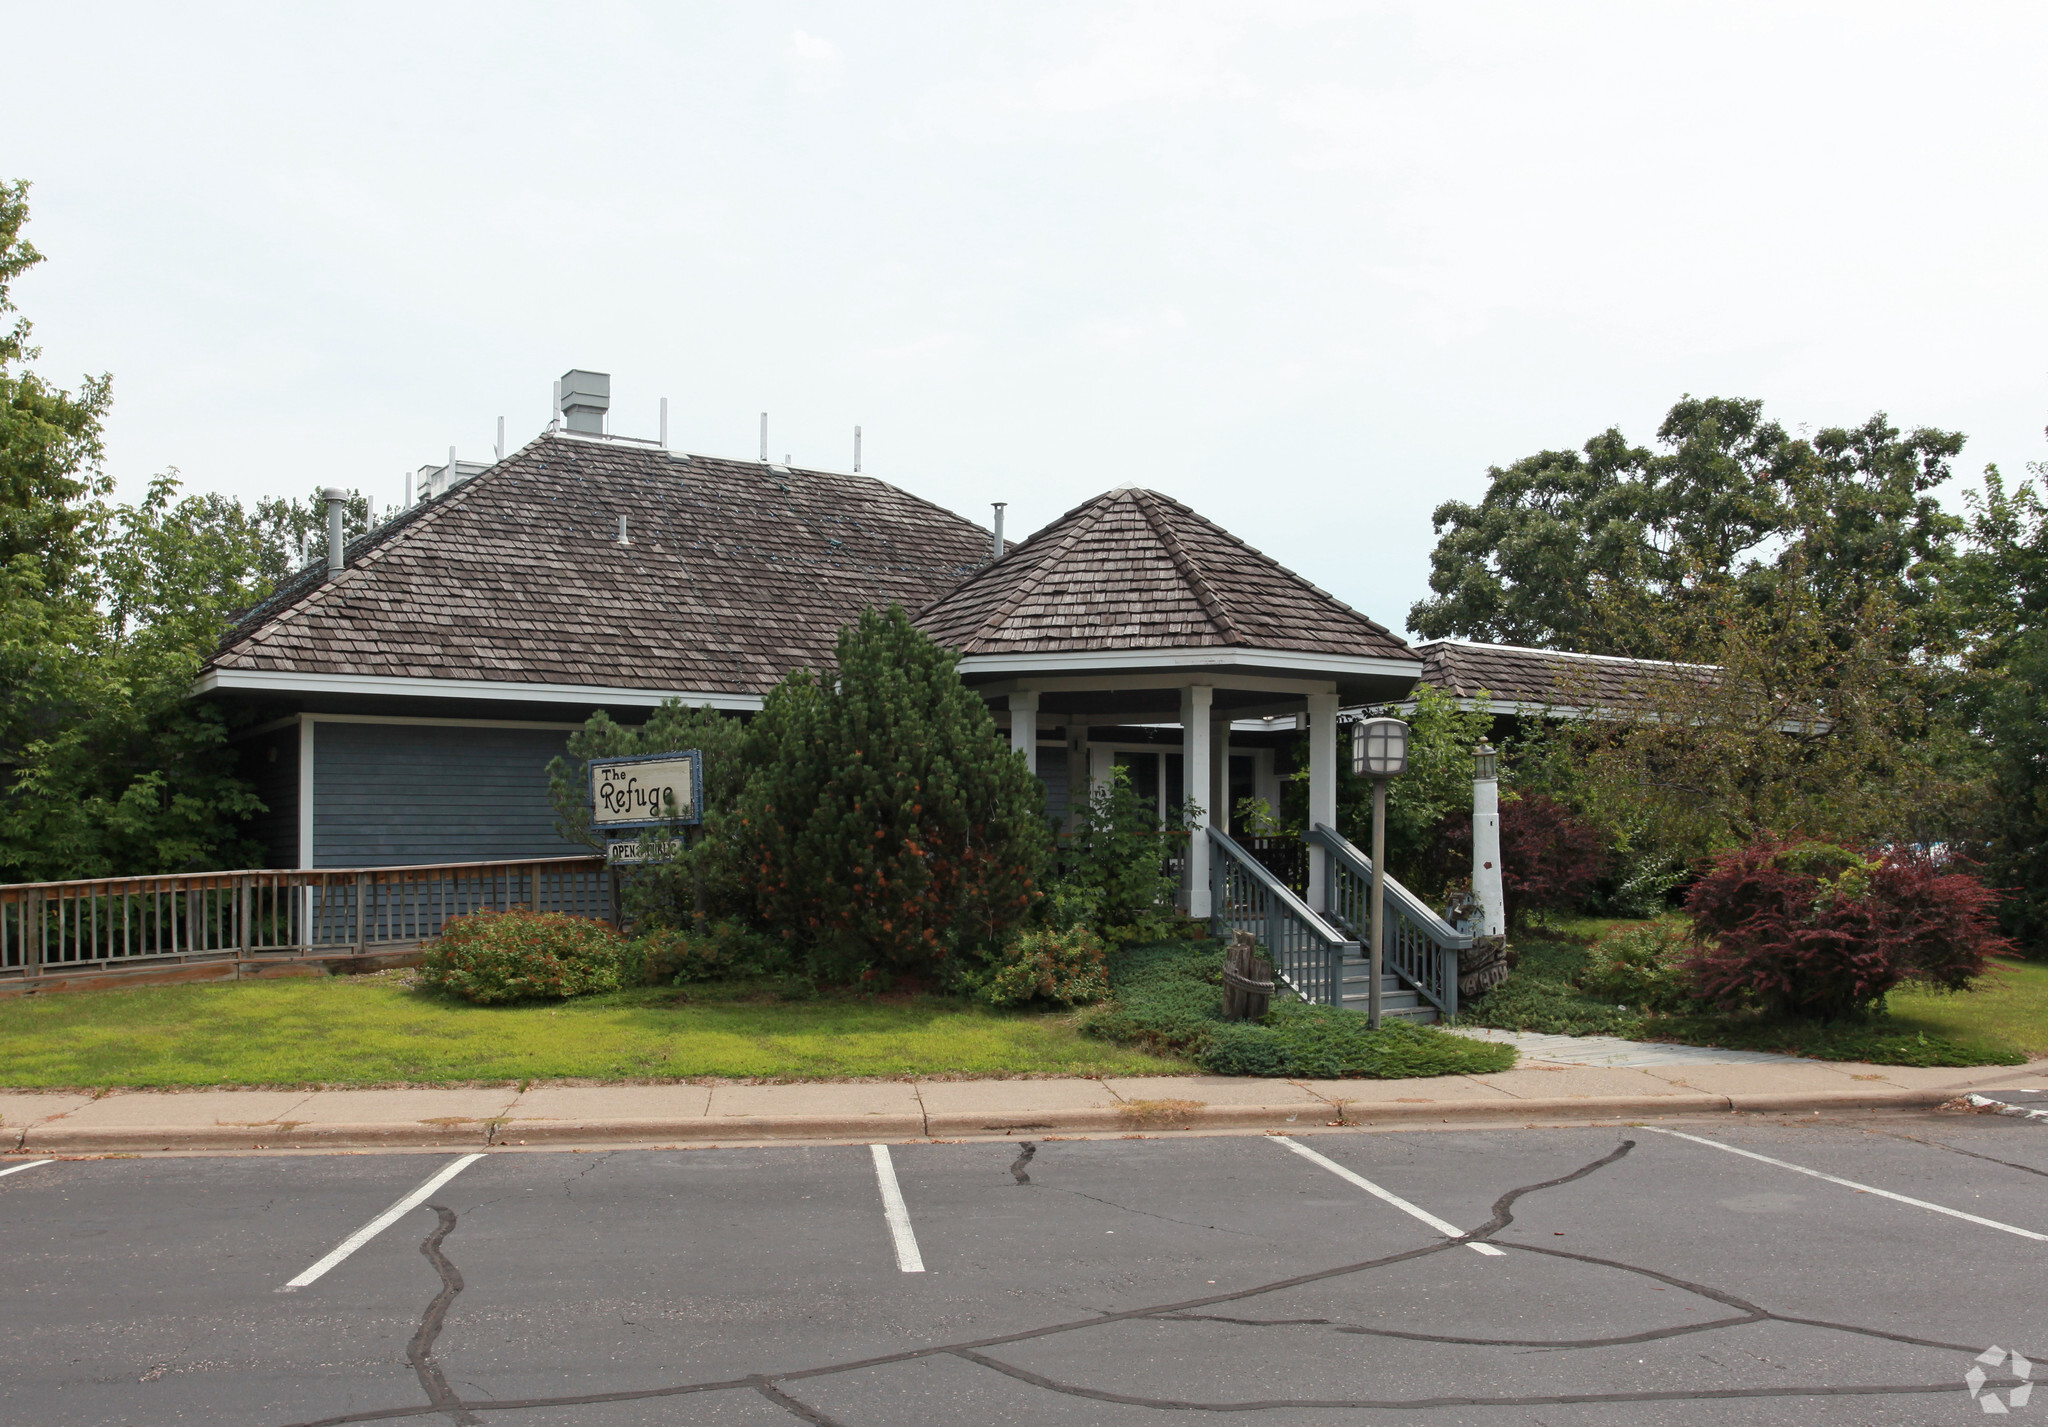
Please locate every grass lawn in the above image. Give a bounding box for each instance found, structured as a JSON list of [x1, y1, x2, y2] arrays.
[[0, 975, 1190, 1089], [1887, 957, 2048, 1059]]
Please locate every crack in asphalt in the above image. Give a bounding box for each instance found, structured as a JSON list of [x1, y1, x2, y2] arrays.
[[1008, 1142, 1035, 1184], [272, 1139, 2031, 1425], [1851, 1122, 2048, 1181], [408, 1207, 481, 1426]]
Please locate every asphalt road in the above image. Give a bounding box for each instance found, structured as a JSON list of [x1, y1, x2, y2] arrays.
[[1, 1112, 2044, 1426]]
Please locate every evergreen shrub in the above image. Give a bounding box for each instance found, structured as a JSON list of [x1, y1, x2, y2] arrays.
[[734, 606, 1049, 981], [419, 909, 627, 1004], [1683, 837, 2010, 1021], [980, 926, 1111, 1008]]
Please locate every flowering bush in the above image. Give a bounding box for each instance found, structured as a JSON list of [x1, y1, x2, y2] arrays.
[[418, 909, 627, 1004], [1683, 837, 2010, 1021], [982, 926, 1111, 1008]]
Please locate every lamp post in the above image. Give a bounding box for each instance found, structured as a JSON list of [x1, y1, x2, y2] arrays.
[[1352, 716, 1410, 1029]]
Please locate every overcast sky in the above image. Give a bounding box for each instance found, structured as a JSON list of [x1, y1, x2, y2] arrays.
[[10, 1, 2046, 634]]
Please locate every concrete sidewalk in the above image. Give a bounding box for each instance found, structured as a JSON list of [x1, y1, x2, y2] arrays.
[[4, 1054, 2043, 1154]]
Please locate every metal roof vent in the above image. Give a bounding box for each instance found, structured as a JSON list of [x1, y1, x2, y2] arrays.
[[560, 369, 610, 435]]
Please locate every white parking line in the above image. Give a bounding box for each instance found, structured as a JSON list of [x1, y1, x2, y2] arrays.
[[0, 1159, 53, 1179], [1641, 1127, 2048, 1243], [869, 1144, 925, 1273], [1272, 1137, 1504, 1255], [279, 1153, 487, 1292]]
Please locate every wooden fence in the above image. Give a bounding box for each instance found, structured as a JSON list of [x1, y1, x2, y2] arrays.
[[0, 857, 608, 986]]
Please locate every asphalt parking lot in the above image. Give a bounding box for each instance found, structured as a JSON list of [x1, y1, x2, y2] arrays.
[[1, 1111, 2043, 1426]]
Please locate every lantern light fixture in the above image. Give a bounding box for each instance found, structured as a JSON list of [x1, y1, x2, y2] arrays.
[[1352, 717, 1411, 779], [1474, 741, 1497, 780]]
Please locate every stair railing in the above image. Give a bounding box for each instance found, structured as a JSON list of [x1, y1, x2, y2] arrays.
[[1305, 823, 1468, 1017], [1208, 826, 1355, 1006]]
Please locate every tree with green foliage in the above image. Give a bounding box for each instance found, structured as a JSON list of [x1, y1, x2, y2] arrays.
[[0, 184, 295, 879], [1949, 440, 2048, 954], [546, 699, 751, 927], [1409, 396, 1966, 660], [734, 605, 1049, 981], [0, 179, 111, 598]]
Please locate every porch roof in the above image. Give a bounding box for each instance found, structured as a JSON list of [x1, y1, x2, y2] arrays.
[[915, 487, 1419, 703]]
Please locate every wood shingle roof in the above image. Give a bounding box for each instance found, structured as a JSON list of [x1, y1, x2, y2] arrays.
[[207, 433, 995, 697], [914, 487, 1417, 663], [1411, 639, 1717, 711]]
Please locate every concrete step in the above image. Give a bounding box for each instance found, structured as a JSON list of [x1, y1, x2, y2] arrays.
[[1335, 994, 1439, 1025]]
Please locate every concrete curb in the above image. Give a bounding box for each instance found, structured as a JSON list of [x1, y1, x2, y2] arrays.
[[7, 1087, 1964, 1154]]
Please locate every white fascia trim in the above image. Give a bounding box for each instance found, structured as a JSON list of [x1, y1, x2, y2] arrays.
[[194, 667, 764, 712], [956, 647, 1420, 679]]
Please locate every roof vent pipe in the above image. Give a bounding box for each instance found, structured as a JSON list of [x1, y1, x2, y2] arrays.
[[991, 502, 1006, 562], [660, 397, 669, 449], [759, 412, 768, 463], [323, 487, 348, 576], [559, 370, 610, 435], [853, 425, 862, 472], [495, 416, 505, 461]]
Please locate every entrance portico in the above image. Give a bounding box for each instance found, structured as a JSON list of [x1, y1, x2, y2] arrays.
[[913, 486, 1422, 917]]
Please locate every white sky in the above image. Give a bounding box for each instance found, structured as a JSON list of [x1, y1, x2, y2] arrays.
[[10, 1, 2047, 635]]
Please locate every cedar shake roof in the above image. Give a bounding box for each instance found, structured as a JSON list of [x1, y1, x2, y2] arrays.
[[914, 487, 1417, 663], [207, 432, 995, 697], [1412, 639, 1716, 710]]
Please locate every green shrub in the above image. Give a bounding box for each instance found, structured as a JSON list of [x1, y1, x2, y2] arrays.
[[632, 919, 784, 985], [1200, 1004, 1516, 1079], [982, 926, 1111, 1008], [1050, 766, 1186, 948], [418, 909, 626, 1004], [1579, 922, 1698, 1013]]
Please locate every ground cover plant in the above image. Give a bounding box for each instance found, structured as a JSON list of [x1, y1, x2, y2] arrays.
[[1457, 916, 2027, 1066], [1079, 939, 1517, 1078], [0, 974, 1186, 1088]]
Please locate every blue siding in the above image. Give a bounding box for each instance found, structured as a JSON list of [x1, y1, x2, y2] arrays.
[[313, 722, 580, 867], [1035, 746, 1070, 824]]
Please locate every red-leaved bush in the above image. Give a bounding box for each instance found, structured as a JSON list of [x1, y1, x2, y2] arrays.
[[1440, 794, 1607, 926], [1683, 837, 2010, 1021]]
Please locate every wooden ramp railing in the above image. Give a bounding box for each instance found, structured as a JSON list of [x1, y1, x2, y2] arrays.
[[1306, 823, 1468, 1017], [1207, 827, 1356, 1006], [0, 857, 608, 986]]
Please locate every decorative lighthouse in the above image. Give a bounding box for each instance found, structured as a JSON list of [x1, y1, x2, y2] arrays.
[[1472, 741, 1506, 938]]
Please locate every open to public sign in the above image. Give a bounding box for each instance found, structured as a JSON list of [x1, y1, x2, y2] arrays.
[[589, 751, 704, 833]]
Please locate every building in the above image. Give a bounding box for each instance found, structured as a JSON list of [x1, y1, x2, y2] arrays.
[[198, 370, 1424, 913]]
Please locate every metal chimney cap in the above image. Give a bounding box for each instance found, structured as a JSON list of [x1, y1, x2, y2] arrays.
[[320, 486, 347, 502], [559, 370, 611, 435]]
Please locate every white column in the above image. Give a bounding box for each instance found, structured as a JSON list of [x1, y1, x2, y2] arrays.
[[1066, 727, 1091, 831], [1210, 715, 1232, 836], [1009, 689, 1038, 765], [1305, 692, 1339, 912], [1181, 685, 1214, 918], [1474, 764, 1506, 937], [297, 715, 316, 869]]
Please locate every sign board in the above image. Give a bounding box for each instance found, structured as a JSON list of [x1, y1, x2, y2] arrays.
[[606, 839, 682, 866], [589, 751, 703, 832]]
